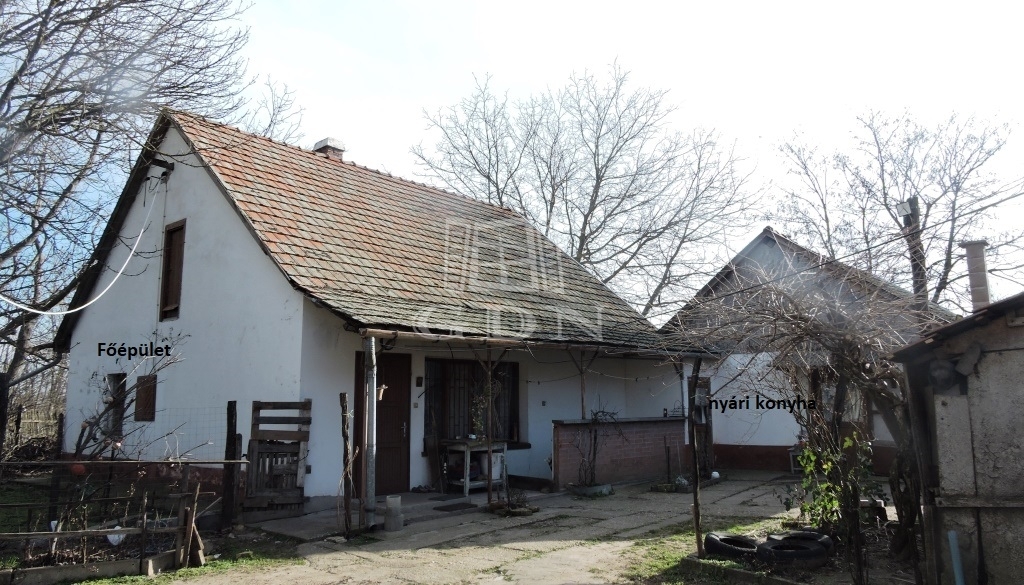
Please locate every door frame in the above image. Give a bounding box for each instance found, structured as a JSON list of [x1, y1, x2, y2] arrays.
[[354, 351, 412, 495]]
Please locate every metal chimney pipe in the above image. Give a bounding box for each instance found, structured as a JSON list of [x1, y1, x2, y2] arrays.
[[959, 240, 990, 311]]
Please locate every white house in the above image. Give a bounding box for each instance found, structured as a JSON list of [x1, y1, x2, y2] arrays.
[[661, 227, 957, 474], [56, 112, 698, 515]]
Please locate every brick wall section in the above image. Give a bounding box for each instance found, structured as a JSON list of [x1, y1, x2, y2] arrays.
[[552, 418, 688, 489]]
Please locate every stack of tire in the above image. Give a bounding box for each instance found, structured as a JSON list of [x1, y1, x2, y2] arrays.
[[704, 529, 832, 569]]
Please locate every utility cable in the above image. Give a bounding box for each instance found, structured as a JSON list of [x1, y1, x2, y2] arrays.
[[0, 178, 162, 316], [677, 188, 1024, 313]]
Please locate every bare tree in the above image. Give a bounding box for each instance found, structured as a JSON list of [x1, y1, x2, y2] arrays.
[[241, 77, 306, 144], [72, 332, 185, 460], [413, 64, 750, 319], [668, 247, 945, 584], [775, 112, 1024, 313], [0, 0, 288, 460]]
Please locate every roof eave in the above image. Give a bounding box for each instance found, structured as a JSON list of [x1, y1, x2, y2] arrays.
[[891, 291, 1024, 362]]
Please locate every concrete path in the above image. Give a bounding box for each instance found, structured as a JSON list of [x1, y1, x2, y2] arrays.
[[182, 471, 800, 585]]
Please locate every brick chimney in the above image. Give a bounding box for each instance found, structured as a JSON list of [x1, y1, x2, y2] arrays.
[[959, 240, 990, 311], [313, 137, 345, 161]]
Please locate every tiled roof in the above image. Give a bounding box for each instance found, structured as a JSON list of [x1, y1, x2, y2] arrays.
[[662, 226, 959, 337], [761, 227, 958, 323], [170, 112, 660, 349], [892, 290, 1024, 361]]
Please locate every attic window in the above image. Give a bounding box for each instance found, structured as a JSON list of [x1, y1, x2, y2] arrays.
[[159, 220, 186, 321]]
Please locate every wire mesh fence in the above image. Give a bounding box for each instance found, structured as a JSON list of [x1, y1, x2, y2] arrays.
[[121, 406, 228, 462]]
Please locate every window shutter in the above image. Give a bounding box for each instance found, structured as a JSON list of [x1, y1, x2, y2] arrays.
[[135, 375, 157, 422], [160, 220, 186, 320]]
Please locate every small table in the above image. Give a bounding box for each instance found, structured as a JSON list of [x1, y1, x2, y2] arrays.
[[441, 439, 506, 496]]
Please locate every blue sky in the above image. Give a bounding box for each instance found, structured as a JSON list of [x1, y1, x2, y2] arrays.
[[237, 0, 1024, 296]]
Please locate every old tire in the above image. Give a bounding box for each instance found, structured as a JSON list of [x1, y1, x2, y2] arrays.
[[704, 532, 758, 559], [768, 530, 834, 554], [756, 539, 828, 568]]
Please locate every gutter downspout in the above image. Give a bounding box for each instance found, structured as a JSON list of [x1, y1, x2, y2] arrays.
[[363, 336, 378, 528]]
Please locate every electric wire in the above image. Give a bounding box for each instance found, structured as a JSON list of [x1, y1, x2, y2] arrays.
[[0, 178, 163, 316], [674, 188, 1024, 316]]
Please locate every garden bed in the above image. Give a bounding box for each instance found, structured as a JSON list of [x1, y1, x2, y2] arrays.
[[0, 464, 221, 580]]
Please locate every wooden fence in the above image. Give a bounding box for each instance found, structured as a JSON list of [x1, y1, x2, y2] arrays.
[[0, 459, 247, 580]]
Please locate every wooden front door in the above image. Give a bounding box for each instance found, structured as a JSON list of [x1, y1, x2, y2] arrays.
[[355, 352, 411, 495]]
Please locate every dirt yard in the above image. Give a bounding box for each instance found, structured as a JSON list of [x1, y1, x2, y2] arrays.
[[162, 472, 917, 585]]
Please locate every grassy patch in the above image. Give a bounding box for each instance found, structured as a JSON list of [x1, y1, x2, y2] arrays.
[[0, 553, 19, 570], [624, 516, 787, 584], [342, 533, 382, 547], [52, 530, 304, 584], [485, 564, 513, 581]]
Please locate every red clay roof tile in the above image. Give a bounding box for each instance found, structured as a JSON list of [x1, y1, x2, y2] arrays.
[[170, 111, 658, 348]]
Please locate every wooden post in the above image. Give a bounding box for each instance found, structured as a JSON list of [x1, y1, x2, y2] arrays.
[[138, 490, 149, 575], [468, 346, 509, 504], [0, 372, 10, 467], [183, 483, 200, 568], [48, 413, 64, 529], [174, 496, 186, 567], [485, 349, 494, 503], [664, 436, 671, 484], [48, 461, 62, 525], [221, 401, 237, 532], [296, 399, 311, 490], [689, 358, 705, 558], [55, 412, 64, 457], [341, 392, 352, 535], [246, 402, 260, 497], [580, 352, 587, 419], [13, 404, 22, 449]]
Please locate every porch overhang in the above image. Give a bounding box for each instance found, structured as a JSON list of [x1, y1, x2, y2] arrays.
[[357, 326, 713, 361]]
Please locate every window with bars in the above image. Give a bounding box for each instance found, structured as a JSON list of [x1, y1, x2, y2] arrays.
[[423, 359, 519, 441]]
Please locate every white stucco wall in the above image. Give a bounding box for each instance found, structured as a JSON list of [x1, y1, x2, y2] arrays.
[[623, 357, 686, 418], [293, 320, 680, 497], [706, 354, 803, 447], [296, 300, 362, 499], [64, 127, 304, 461]]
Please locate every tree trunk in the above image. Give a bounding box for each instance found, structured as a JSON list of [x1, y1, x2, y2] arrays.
[[689, 358, 704, 558], [0, 371, 9, 465]]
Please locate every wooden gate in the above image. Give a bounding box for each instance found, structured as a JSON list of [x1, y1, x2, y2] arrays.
[[243, 400, 311, 522]]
